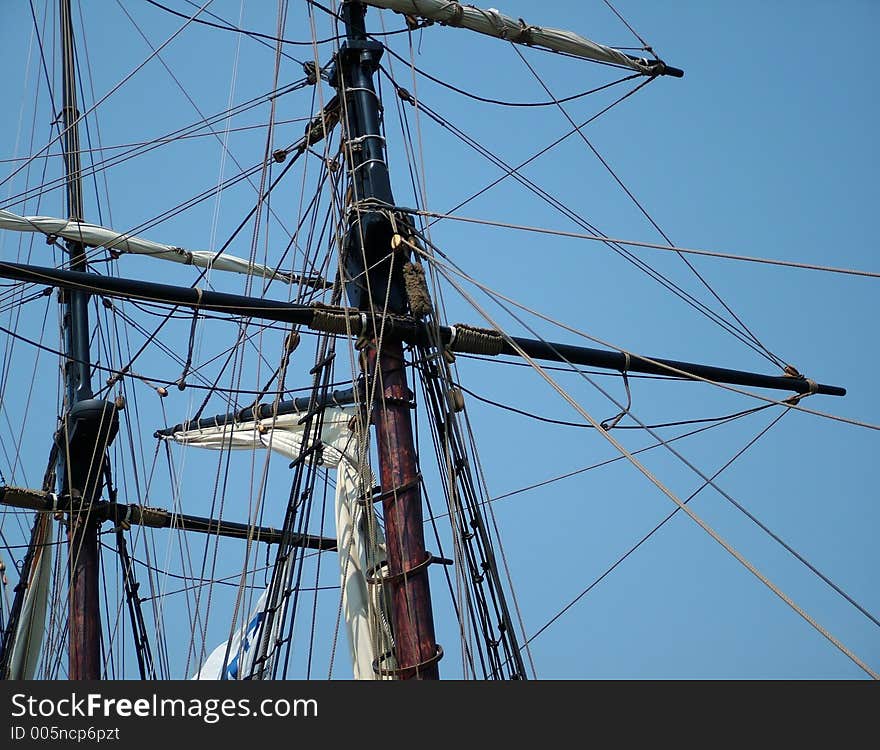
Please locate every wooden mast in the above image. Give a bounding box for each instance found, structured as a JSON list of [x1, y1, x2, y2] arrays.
[[337, 1, 441, 678], [58, 0, 118, 680]]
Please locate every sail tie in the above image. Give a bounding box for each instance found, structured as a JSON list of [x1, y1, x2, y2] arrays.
[[441, 2, 465, 27], [172, 246, 195, 265]]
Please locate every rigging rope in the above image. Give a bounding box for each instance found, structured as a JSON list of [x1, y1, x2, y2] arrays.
[[510, 44, 785, 370], [409, 239, 880, 432], [378, 71, 786, 363], [435, 263, 879, 679], [380, 43, 641, 107], [0, 0, 221, 195], [409, 210, 880, 281]]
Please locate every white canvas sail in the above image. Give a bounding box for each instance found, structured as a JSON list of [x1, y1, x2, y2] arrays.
[[168, 405, 392, 680], [6, 514, 53, 680], [364, 0, 654, 73], [0, 209, 300, 284]]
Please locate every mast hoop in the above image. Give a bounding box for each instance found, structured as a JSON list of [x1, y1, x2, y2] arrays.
[[343, 86, 382, 100], [367, 474, 422, 504], [372, 644, 444, 677], [350, 158, 390, 173], [365, 551, 434, 586]]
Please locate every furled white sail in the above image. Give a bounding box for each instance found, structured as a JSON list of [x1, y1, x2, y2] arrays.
[[0, 209, 298, 284], [364, 0, 653, 73], [169, 405, 393, 680], [6, 514, 53, 680]]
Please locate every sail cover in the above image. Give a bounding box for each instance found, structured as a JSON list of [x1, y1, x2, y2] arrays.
[[363, 0, 653, 73], [0, 209, 298, 284], [167, 405, 393, 680]]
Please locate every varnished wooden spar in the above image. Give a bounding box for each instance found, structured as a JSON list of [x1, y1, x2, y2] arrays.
[[0, 258, 846, 399], [0, 486, 336, 550]]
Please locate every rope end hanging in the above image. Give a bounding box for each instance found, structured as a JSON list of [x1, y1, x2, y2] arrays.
[[600, 352, 632, 431], [175, 287, 202, 391]]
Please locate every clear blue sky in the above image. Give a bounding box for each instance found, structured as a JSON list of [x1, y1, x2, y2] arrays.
[[0, 1, 877, 679]]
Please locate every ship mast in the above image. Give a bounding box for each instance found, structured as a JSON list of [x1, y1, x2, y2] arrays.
[[58, 0, 119, 680], [336, 0, 441, 679], [0, 1, 853, 681]]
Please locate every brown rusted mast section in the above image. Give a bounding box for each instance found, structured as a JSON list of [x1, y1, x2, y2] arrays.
[[336, 1, 440, 678], [58, 0, 119, 680]]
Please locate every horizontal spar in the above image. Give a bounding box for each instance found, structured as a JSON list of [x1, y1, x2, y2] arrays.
[[0, 260, 317, 324], [155, 387, 358, 437], [0, 486, 336, 550], [502, 337, 846, 398], [0, 260, 844, 397], [147, 510, 334, 549]]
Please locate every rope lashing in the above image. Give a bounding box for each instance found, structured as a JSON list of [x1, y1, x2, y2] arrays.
[[785, 377, 819, 405], [443, 2, 465, 27], [111, 503, 132, 532], [485, 7, 505, 35], [167, 246, 195, 265], [309, 303, 366, 336], [131, 506, 169, 528], [499, 17, 536, 45], [447, 323, 505, 356], [513, 19, 536, 45]]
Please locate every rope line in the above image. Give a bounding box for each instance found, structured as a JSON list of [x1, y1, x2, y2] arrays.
[[432, 259, 879, 679], [408, 210, 880, 280]]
